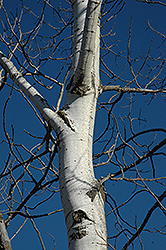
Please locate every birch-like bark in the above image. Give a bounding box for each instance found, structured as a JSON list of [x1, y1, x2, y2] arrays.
[[0, 0, 108, 249], [59, 0, 107, 249], [68, 0, 101, 95], [0, 212, 12, 250], [0, 51, 64, 135], [59, 94, 107, 249], [0, 55, 107, 250], [70, 0, 88, 76]]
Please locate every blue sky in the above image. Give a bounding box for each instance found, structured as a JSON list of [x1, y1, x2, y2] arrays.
[[0, 0, 166, 249]]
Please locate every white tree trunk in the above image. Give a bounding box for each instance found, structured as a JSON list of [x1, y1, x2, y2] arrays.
[[62, 1, 107, 247], [0, 0, 108, 249], [0, 212, 12, 250], [0, 50, 107, 249], [58, 93, 107, 249]]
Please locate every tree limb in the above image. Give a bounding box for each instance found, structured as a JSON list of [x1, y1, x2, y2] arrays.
[[136, 0, 166, 7], [0, 51, 64, 134], [102, 85, 166, 94], [112, 137, 166, 178], [122, 190, 166, 250]]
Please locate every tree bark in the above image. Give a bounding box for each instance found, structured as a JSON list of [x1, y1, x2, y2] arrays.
[[0, 50, 107, 249], [0, 212, 12, 250], [61, 1, 107, 247], [0, 0, 108, 249], [58, 93, 107, 249]]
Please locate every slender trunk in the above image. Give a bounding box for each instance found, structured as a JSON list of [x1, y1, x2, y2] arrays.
[[58, 92, 107, 249], [58, 1, 107, 248]]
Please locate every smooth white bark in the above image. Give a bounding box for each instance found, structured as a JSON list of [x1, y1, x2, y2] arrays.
[[0, 212, 12, 250], [0, 1, 107, 249], [69, 0, 101, 96], [71, 0, 89, 76], [59, 93, 107, 249], [59, 1, 107, 248], [75, 0, 101, 79], [0, 49, 107, 249]]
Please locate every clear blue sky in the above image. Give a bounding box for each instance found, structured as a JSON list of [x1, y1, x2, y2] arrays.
[[0, 0, 166, 249]]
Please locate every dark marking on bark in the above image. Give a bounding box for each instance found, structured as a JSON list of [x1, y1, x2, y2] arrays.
[[57, 110, 75, 132], [39, 97, 53, 111], [86, 187, 98, 202], [70, 227, 87, 240], [86, 180, 106, 202], [71, 85, 91, 96], [72, 209, 94, 224], [40, 97, 49, 104], [66, 73, 91, 96], [11, 72, 21, 82], [0, 70, 8, 91]]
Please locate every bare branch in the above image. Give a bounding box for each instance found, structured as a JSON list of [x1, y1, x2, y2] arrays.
[[136, 0, 166, 7], [0, 51, 63, 133], [148, 20, 166, 39], [122, 190, 166, 250], [102, 85, 166, 94], [112, 137, 166, 178]]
